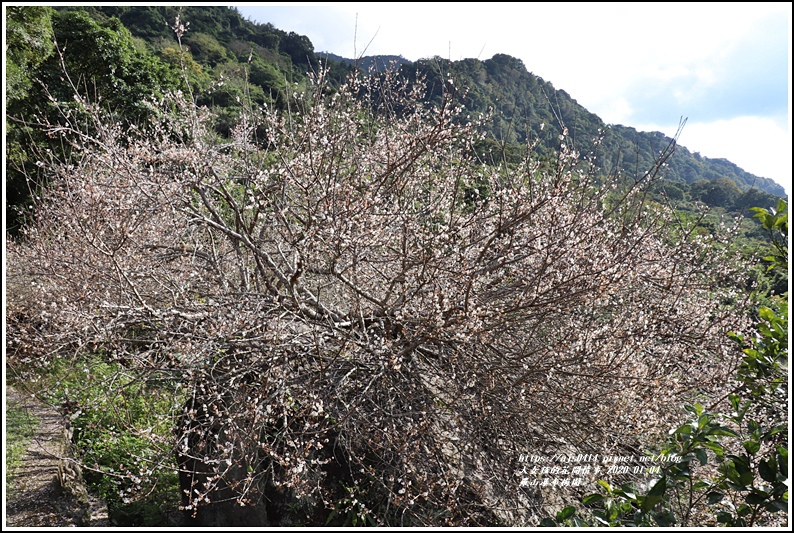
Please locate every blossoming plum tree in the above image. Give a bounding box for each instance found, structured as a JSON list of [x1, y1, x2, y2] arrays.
[[6, 64, 754, 525]]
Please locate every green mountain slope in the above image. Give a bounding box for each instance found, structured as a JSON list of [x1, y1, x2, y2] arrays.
[[71, 6, 787, 197], [322, 52, 412, 72], [395, 53, 784, 196], [6, 6, 785, 236]]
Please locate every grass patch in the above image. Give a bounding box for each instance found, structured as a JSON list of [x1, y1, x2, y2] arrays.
[[9, 353, 185, 526], [5, 399, 39, 497]]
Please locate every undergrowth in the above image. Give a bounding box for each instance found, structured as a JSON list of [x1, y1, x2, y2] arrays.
[[7, 355, 185, 526], [5, 399, 39, 498]]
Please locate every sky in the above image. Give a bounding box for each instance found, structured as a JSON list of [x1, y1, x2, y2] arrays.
[[236, 2, 792, 194]]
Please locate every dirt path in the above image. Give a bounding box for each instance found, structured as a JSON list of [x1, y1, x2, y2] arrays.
[[5, 386, 109, 527]]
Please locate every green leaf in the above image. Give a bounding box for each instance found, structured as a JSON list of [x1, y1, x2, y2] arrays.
[[764, 424, 786, 439], [722, 463, 741, 484], [539, 518, 557, 527], [619, 483, 637, 500], [571, 516, 589, 527], [777, 448, 788, 478], [732, 456, 755, 485], [556, 505, 576, 521], [642, 476, 666, 513], [653, 511, 675, 527], [605, 500, 619, 521], [737, 504, 753, 517], [758, 458, 777, 483], [728, 393, 741, 412], [686, 403, 705, 416], [701, 441, 725, 457], [582, 493, 605, 507], [668, 463, 691, 479], [766, 499, 787, 512], [597, 479, 612, 493], [746, 491, 770, 505], [692, 480, 712, 491], [742, 440, 761, 455], [325, 510, 338, 525], [706, 491, 725, 504], [694, 448, 708, 465], [618, 500, 634, 515], [776, 445, 788, 460], [706, 425, 740, 438]]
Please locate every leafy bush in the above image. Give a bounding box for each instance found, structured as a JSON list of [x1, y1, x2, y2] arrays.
[[6, 352, 184, 526], [545, 201, 788, 527]]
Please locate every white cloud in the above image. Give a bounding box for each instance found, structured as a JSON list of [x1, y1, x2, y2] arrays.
[[639, 117, 791, 194], [599, 97, 635, 126]]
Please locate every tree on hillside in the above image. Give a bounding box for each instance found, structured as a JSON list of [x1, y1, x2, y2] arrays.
[[5, 7, 181, 236], [279, 30, 317, 71], [7, 63, 755, 526], [690, 177, 744, 209], [5, 5, 56, 234], [5, 5, 56, 102]]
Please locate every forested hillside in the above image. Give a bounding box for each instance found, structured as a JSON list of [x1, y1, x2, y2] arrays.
[[5, 5, 785, 235], [5, 5, 788, 528], [398, 53, 785, 195]]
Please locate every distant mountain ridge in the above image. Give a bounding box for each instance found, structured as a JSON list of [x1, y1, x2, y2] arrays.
[[329, 52, 785, 197], [103, 5, 786, 196], [24, 7, 790, 199], [8, 6, 784, 239], [321, 52, 411, 73]]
